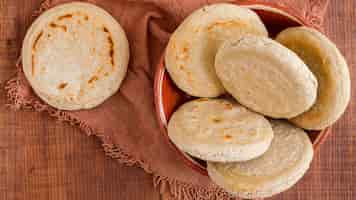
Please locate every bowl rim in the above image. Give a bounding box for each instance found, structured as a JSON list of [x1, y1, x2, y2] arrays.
[[154, 2, 330, 176]]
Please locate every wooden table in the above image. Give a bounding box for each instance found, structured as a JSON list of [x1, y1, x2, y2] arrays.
[[0, 0, 355, 199]]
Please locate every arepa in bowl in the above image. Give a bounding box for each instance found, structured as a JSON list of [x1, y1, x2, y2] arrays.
[[215, 36, 318, 118], [22, 2, 129, 110], [276, 27, 351, 130], [165, 3, 268, 98], [207, 120, 314, 199], [167, 98, 274, 162]]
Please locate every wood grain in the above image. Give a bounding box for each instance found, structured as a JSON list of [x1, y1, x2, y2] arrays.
[[0, 0, 355, 200]]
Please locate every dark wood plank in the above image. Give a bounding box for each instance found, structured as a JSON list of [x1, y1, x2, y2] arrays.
[[0, 1, 160, 200]]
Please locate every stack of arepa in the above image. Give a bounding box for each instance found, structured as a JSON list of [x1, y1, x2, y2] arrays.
[[165, 3, 350, 199]]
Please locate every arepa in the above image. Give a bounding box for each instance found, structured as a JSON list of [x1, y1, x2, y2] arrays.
[[208, 120, 313, 199], [22, 2, 129, 110], [167, 98, 274, 162], [165, 3, 268, 97], [215, 36, 318, 118], [276, 26, 351, 130]]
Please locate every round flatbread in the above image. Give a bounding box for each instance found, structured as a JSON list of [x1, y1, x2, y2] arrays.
[[22, 2, 129, 110], [208, 120, 313, 199], [167, 98, 274, 162], [276, 26, 351, 130], [165, 3, 268, 97], [215, 36, 318, 118]]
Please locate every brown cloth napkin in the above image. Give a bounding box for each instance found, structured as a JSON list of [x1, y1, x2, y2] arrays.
[[6, 0, 329, 199]]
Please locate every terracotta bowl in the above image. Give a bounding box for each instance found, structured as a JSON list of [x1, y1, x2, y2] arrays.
[[154, 3, 331, 176]]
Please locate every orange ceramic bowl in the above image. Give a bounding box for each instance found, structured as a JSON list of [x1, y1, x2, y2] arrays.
[[154, 3, 331, 176]]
